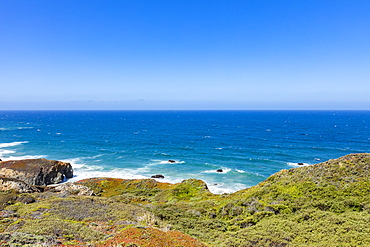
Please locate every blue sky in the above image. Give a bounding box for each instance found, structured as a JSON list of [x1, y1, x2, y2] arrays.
[[1, 0, 369, 110]]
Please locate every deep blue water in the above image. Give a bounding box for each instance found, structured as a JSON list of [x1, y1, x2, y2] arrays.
[[0, 110, 369, 193]]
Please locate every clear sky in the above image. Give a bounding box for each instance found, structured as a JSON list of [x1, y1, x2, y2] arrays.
[[1, 0, 369, 110]]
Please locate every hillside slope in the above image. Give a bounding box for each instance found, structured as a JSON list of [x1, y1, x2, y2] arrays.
[[1, 153, 370, 246]]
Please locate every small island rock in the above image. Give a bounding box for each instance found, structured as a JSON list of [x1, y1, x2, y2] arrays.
[[151, 174, 165, 179], [216, 169, 223, 173]]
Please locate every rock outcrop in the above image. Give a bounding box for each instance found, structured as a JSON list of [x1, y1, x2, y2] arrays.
[[0, 232, 61, 246], [0, 159, 73, 186], [0, 177, 41, 193], [50, 182, 95, 196]]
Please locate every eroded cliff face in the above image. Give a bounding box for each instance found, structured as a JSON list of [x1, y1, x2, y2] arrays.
[[0, 159, 73, 186], [0, 177, 41, 193]]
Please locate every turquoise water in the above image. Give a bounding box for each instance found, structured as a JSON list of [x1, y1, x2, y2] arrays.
[[1, 111, 369, 193]]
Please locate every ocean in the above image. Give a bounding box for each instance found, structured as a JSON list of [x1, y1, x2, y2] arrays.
[[0, 110, 369, 194]]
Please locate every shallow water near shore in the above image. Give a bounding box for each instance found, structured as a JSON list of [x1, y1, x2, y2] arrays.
[[1, 110, 369, 193]]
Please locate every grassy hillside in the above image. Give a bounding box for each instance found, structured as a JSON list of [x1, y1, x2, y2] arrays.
[[1, 153, 370, 246]]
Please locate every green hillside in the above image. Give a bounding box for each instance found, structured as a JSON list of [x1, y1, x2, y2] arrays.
[[1, 153, 370, 246]]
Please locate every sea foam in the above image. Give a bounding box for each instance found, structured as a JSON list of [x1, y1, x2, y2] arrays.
[[287, 162, 311, 167], [0, 141, 28, 148]]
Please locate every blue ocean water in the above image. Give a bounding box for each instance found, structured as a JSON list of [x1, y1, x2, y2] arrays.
[[0, 110, 369, 193]]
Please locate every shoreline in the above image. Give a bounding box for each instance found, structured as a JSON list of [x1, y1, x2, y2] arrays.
[[1, 154, 370, 246], [1, 111, 369, 196], [0, 144, 334, 195]]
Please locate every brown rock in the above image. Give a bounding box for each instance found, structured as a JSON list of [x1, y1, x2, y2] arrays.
[[0, 159, 73, 186]]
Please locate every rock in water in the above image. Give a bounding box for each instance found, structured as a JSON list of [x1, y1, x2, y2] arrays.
[[0, 159, 73, 186], [151, 174, 165, 179]]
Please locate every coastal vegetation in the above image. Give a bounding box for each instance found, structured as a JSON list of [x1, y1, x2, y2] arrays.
[[1, 153, 370, 246]]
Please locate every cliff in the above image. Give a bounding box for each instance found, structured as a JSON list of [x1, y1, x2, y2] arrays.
[[0, 159, 73, 186], [1, 153, 370, 246]]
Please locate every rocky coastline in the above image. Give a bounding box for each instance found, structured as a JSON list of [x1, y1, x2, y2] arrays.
[[1, 154, 370, 246]]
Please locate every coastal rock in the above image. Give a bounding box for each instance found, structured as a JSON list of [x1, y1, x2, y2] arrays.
[[151, 174, 165, 179], [297, 163, 304, 166], [0, 177, 41, 193], [0, 159, 73, 186], [216, 169, 223, 173], [0, 232, 61, 246], [50, 182, 95, 196], [168, 160, 176, 163]]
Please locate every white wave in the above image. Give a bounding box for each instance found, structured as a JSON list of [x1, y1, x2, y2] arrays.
[[0, 155, 45, 161], [208, 186, 235, 194], [158, 176, 184, 185], [0, 141, 28, 148], [18, 127, 34, 130], [153, 153, 170, 156], [0, 127, 33, 131], [80, 165, 105, 171], [207, 182, 247, 194], [236, 169, 247, 173], [60, 158, 85, 168], [89, 154, 104, 159], [0, 150, 16, 155], [158, 160, 185, 164], [287, 162, 311, 167], [62, 157, 153, 182], [68, 168, 148, 183], [202, 168, 232, 174]]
